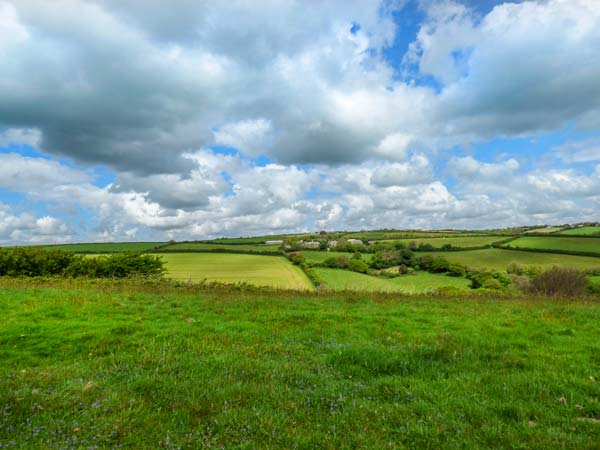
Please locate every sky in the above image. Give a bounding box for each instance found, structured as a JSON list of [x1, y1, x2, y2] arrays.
[[0, 0, 600, 244]]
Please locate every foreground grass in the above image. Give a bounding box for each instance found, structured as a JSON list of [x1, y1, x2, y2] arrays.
[[1, 285, 599, 449], [504, 236, 600, 255], [314, 268, 471, 293], [422, 248, 600, 272], [158, 253, 313, 290]]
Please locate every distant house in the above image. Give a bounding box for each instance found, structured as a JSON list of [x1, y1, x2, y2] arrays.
[[303, 241, 321, 249], [347, 238, 363, 245], [367, 240, 376, 245], [265, 240, 283, 245], [328, 240, 338, 248]]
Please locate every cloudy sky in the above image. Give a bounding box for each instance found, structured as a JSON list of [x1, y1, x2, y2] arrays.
[[0, 0, 599, 244]]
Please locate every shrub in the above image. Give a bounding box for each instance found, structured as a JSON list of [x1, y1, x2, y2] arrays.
[[529, 267, 589, 297], [348, 259, 369, 273], [447, 262, 467, 277], [468, 271, 511, 289], [481, 278, 503, 290], [288, 252, 305, 265], [322, 257, 339, 268], [398, 264, 409, 274], [431, 256, 450, 273], [335, 255, 349, 269]]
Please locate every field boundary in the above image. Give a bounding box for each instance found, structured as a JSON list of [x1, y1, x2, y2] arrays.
[[498, 245, 600, 259]]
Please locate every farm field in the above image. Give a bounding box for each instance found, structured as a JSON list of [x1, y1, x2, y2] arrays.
[[560, 226, 600, 236], [158, 253, 313, 290], [380, 235, 505, 248], [314, 268, 471, 293], [42, 242, 167, 253], [159, 242, 280, 253], [300, 251, 373, 264], [504, 236, 600, 255], [1, 285, 600, 449], [200, 233, 306, 244], [421, 248, 600, 272], [525, 227, 564, 234]]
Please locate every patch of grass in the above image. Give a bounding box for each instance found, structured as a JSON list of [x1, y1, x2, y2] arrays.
[[504, 236, 600, 255], [421, 248, 600, 272], [381, 235, 504, 248], [314, 268, 471, 293], [301, 251, 373, 264], [560, 226, 600, 236], [40, 242, 167, 253], [158, 252, 313, 290], [1, 285, 600, 449], [160, 242, 280, 253]]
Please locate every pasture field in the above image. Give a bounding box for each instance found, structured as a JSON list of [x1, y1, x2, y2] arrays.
[[300, 251, 373, 264], [158, 252, 313, 290], [380, 235, 505, 248], [560, 226, 600, 236], [159, 242, 280, 253], [314, 268, 471, 293], [41, 242, 167, 253], [525, 227, 564, 234], [201, 233, 307, 244], [341, 230, 466, 241], [1, 285, 600, 449], [421, 248, 600, 272], [504, 236, 600, 255]]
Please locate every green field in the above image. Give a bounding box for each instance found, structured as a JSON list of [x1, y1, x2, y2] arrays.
[[158, 253, 312, 290], [560, 226, 600, 236], [1, 284, 600, 449], [382, 235, 505, 248], [40, 242, 167, 253], [300, 250, 372, 264], [160, 242, 280, 253], [314, 268, 471, 293], [421, 248, 600, 272], [504, 236, 600, 255], [200, 233, 306, 244]]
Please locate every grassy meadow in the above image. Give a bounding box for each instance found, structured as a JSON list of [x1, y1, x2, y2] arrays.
[[560, 226, 600, 236], [314, 268, 471, 293], [300, 251, 373, 264], [159, 242, 280, 253], [1, 285, 600, 449], [158, 253, 313, 290], [380, 235, 504, 248], [421, 248, 600, 272], [504, 236, 600, 255]]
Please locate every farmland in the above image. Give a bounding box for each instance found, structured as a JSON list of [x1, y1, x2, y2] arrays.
[[560, 226, 600, 236], [421, 248, 600, 272], [159, 242, 280, 253], [503, 236, 600, 255], [314, 268, 471, 293], [42, 242, 167, 253], [158, 253, 313, 290], [300, 251, 373, 264], [2, 284, 600, 449], [380, 235, 505, 248]]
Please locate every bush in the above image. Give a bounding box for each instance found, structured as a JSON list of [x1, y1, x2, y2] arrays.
[[288, 252, 305, 265], [398, 264, 409, 274], [335, 255, 349, 269], [447, 262, 467, 277], [322, 257, 339, 268], [431, 256, 450, 273], [468, 271, 511, 290], [529, 267, 589, 297], [348, 259, 369, 274], [481, 278, 503, 290]]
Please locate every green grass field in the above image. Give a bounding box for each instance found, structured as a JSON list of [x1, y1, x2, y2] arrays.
[[381, 235, 504, 248], [158, 253, 313, 290], [42, 242, 167, 253], [1, 284, 600, 449], [160, 242, 280, 253], [421, 248, 600, 272], [560, 226, 600, 236], [314, 268, 471, 293], [300, 251, 373, 264], [504, 236, 600, 255]]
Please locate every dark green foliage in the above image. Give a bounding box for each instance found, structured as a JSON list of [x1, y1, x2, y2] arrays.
[[348, 258, 369, 273], [370, 248, 415, 269], [0, 247, 165, 278], [448, 262, 468, 277], [468, 271, 512, 289], [288, 252, 305, 265], [322, 256, 339, 268], [430, 256, 450, 273], [530, 267, 589, 297]]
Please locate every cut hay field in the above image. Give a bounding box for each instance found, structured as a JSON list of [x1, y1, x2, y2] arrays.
[[560, 226, 600, 236], [504, 236, 600, 255], [159, 242, 280, 253], [42, 242, 167, 253], [381, 235, 504, 248], [314, 268, 471, 293], [300, 251, 374, 264], [421, 248, 600, 272], [1, 285, 600, 449], [158, 253, 313, 290]]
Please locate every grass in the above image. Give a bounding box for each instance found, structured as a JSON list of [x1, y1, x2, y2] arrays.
[[158, 252, 313, 290], [40, 242, 167, 253], [300, 251, 373, 264], [504, 236, 600, 255], [199, 234, 305, 244], [525, 227, 564, 234], [560, 226, 600, 236], [314, 268, 471, 293], [381, 236, 504, 248], [159, 242, 280, 253], [421, 248, 600, 272], [1, 284, 600, 449]]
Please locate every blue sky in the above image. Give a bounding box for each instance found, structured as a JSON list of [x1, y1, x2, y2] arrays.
[[0, 0, 599, 244]]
